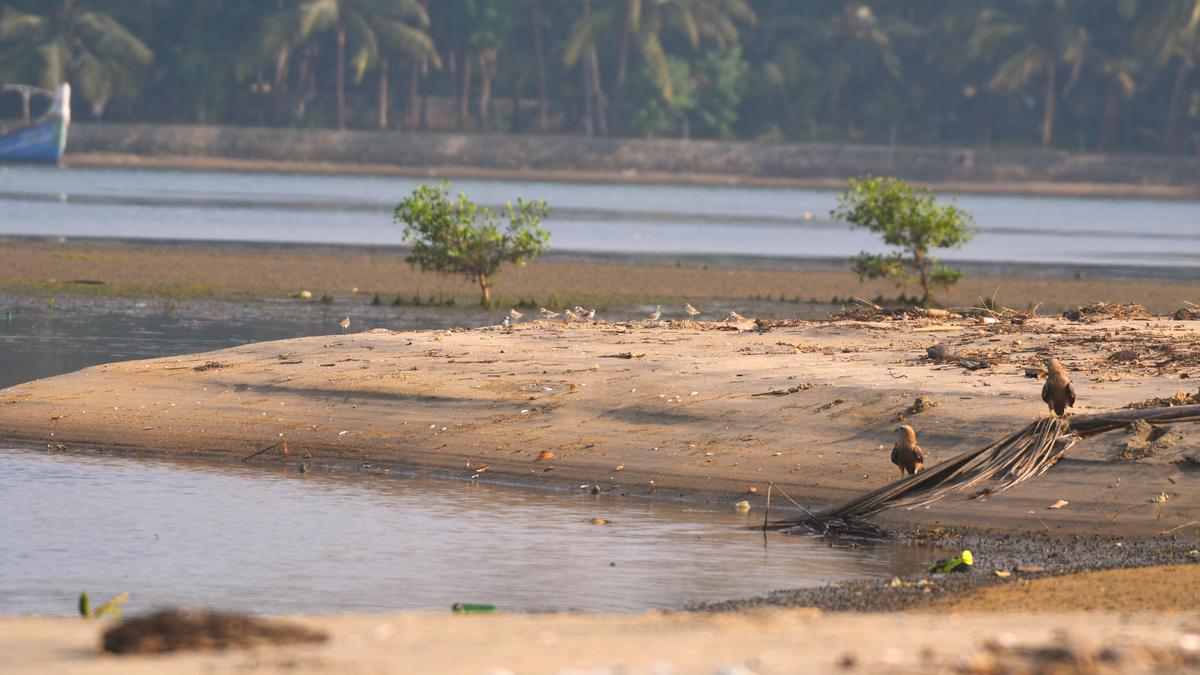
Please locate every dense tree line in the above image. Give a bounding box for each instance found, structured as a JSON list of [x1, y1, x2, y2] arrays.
[[1, 1, 1197, 155]]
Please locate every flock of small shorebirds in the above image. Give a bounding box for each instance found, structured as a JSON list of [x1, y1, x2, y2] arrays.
[[501, 302, 746, 329], [339, 303, 1079, 487]]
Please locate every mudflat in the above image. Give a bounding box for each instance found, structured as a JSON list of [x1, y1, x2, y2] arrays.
[[2, 238, 1199, 313], [3, 313, 1198, 539]]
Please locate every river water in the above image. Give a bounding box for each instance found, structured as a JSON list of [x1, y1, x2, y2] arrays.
[[1, 164, 1198, 267], [0, 446, 938, 615]]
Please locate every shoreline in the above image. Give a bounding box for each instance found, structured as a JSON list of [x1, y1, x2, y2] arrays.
[[4, 317, 1199, 541], [64, 151, 1200, 201], [3, 238, 1199, 313]]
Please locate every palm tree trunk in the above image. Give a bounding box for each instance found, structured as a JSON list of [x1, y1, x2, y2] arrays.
[[478, 49, 497, 131], [378, 57, 389, 129], [405, 58, 421, 130], [336, 25, 347, 129], [1040, 60, 1056, 148], [1165, 59, 1190, 154], [1099, 87, 1119, 151], [588, 45, 607, 135], [272, 45, 291, 125], [531, 10, 549, 131], [458, 51, 472, 131]]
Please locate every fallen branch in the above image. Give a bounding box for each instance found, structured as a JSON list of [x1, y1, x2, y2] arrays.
[[769, 402, 1200, 533]]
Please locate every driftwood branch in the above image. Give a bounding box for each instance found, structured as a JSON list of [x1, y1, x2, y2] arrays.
[[768, 403, 1200, 534]]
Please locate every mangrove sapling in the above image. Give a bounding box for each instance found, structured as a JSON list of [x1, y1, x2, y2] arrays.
[[833, 177, 976, 307], [395, 182, 550, 307]]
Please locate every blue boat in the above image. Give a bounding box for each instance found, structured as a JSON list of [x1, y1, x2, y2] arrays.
[[0, 83, 70, 163]]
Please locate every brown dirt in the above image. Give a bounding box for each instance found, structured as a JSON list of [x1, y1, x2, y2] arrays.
[[938, 564, 1200, 613], [1, 238, 1199, 314]]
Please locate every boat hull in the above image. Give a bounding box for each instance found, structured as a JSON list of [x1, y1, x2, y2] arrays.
[[0, 114, 68, 162]]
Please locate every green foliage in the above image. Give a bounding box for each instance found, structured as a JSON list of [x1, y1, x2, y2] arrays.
[[0, 1, 153, 117], [628, 47, 748, 138], [395, 183, 549, 306], [834, 177, 976, 307]]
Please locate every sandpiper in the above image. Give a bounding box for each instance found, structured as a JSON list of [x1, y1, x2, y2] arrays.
[[540, 307, 560, 319], [726, 311, 747, 323], [338, 316, 351, 333], [502, 316, 511, 328], [684, 303, 701, 317], [646, 306, 662, 321], [564, 309, 581, 321], [509, 308, 524, 322]]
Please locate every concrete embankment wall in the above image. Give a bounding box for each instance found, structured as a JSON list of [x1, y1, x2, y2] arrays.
[[69, 123, 1200, 187]]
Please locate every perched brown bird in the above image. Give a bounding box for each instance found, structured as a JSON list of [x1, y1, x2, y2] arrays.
[[338, 316, 350, 334], [891, 425, 925, 477], [1041, 356, 1077, 416]]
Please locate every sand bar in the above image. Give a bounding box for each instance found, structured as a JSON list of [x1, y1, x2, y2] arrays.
[[3, 314, 1199, 539]]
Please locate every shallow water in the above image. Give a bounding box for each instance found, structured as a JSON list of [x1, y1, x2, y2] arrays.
[[0, 296, 499, 390], [0, 447, 939, 615], [1, 165, 1198, 266]]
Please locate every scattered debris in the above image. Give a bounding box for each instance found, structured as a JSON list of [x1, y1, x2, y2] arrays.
[[192, 361, 227, 372], [102, 609, 327, 654], [1047, 499, 1069, 510], [907, 395, 938, 415], [751, 383, 816, 397], [600, 352, 644, 359], [1062, 302, 1154, 322], [734, 500, 751, 513], [1127, 390, 1200, 409], [534, 450, 555, 462], [926, 343, 953, 362]]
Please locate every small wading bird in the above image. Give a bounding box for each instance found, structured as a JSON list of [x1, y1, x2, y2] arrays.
[[338, 316, 351, 334], [684, 303, 701, 317], [726, 311, 747, 323], [891, 425, 925, 477], [540, 307, 560, 319], [1042, 356, 1077, 416], [564, 309, 581, 321], [508, 308, 524, 322], [646, 306, 662, 321]]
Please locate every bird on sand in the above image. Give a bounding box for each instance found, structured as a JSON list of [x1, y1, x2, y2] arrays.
[[1041, 356, 1077, 417], [338, 316, 351, 334], [582, 307, 596, 320], [564, 308, 581, 321], [540, 307, 560, 319], [684, 303, 701, 317], [646, 306, 662, 321], [726, 311, 748, 323], [502, 316, 511, 329], [891, 425, 925, 477], [508, 308, 524, 322]]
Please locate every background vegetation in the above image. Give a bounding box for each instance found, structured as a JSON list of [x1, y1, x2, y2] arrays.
[[1, 1, 1198, 156]]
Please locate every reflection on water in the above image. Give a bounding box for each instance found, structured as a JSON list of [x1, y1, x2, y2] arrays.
[[0, 447, 939, 615], [0, 296, 498, 389], [1, 165, 1198, 266]]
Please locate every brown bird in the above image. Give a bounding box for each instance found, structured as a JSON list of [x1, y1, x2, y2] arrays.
[[891, 425, 925, 477], [1041, 356, 1077, 416]]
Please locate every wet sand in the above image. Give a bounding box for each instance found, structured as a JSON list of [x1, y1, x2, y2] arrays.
[[2, 238, 1199, 314]]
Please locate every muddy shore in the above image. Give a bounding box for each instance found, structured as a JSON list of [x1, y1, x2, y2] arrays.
[[3, 238, 1199, 314]]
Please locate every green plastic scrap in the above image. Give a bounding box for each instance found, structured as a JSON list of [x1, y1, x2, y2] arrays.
[[929, 550, 974, 574]]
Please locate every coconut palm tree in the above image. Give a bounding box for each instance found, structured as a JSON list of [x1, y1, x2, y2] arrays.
[[0, 0, 153, 117], [1132, 0, 1200, 153], [969, 0, 1089, 148], [246, 0, 438, 129], [563, 0, 754, 116]]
